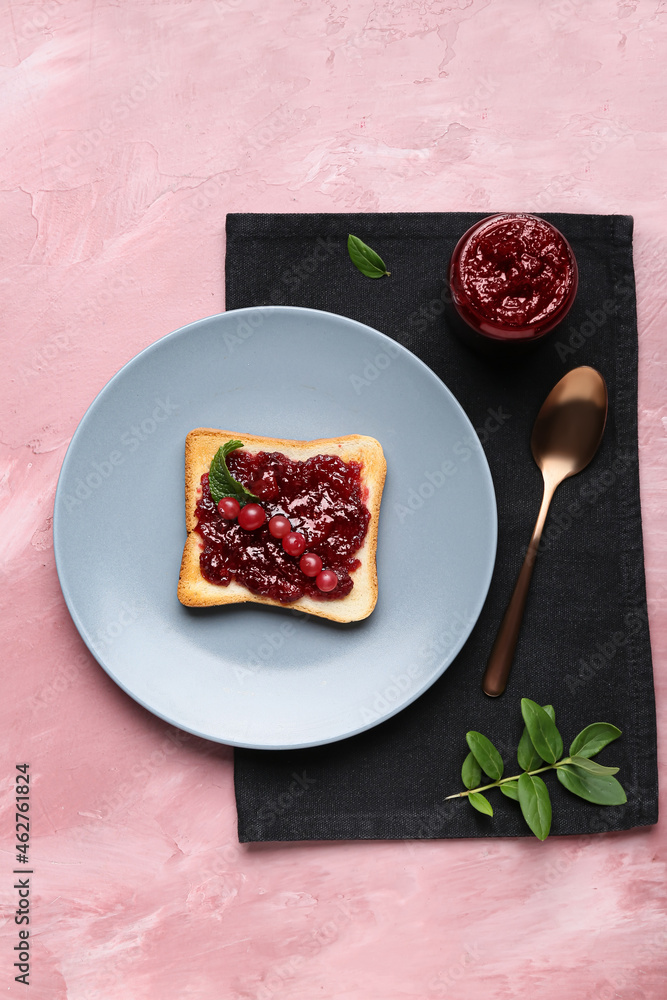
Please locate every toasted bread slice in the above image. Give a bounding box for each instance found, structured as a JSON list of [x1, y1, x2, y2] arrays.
[[177, 430, 386, 623]]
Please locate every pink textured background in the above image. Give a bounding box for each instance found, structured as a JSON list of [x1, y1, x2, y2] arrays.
[[1, 2, 666, 997]]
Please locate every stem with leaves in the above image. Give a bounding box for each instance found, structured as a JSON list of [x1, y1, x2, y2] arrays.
[[449, 699, 625, 840]]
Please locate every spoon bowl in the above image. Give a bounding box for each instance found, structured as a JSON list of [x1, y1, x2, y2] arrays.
[[482, 366, 608, 698], [531, 367, 608, 477]]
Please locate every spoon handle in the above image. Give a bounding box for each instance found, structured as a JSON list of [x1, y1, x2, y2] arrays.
[[482, 479, 558, 697]]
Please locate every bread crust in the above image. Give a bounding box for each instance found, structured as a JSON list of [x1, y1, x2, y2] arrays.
[[177, 429, 386, 623]]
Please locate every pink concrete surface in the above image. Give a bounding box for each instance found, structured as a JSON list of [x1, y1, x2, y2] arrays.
[[1, 2, 666, 997]]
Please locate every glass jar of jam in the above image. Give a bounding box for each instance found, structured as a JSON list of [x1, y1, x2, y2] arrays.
[[447, 213, 578, 354]]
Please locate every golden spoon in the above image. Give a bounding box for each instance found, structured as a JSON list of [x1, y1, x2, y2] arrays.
[[482, 366, 608, 698]]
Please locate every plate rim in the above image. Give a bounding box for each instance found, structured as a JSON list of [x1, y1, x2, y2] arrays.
[[53, 306, 498, 749]]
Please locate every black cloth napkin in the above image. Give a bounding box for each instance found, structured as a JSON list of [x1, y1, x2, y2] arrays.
[[226, 212, 658, 841]]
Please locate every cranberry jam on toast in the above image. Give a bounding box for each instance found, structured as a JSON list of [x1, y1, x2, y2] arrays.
[[178, 430, 386, 623]]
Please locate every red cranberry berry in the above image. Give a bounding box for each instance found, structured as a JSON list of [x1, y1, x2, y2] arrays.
[[299, 553, 323, 578], [218, 497, 241, 520], [238, 503, 266, 531], [268, 514, 291, 539], [316, 569, 338, 593], [282, 531, 306, 557]]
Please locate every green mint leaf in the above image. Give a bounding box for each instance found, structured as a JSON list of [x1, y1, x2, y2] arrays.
[[568, 756, 620, 776], [209, 440, 258, 506], [521, 698, 563, 765], [468, 792, 493, 817], [517, 703, 554, 770], [461, 752, 482, 790], [466, 731, 504, 781], [569, 723, 622, 759], [518, 772, 552, 840], [347, 234, 390, 278], [557, 765, 627, 806], [500, 781, 520, 801]]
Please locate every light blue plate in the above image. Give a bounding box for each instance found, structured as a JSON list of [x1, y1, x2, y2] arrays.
[[53, 307, 496, 749]]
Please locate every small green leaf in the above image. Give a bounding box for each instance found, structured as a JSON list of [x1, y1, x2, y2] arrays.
[[468, 792, 493, 817], [569, 723, 622, 759], [517, 703, 555, 771], [517, 729, 544, 772], [461, 752, 482, 790], [569, 755, 619, 776], [466, 731, 504, 781], [347, 234, 390, 278], [518, 772, 552, 840], [521, 698, 563, 765], [209, 440, 258, 506], [557, 765, 627, 806], [500, 781, 520, 801]]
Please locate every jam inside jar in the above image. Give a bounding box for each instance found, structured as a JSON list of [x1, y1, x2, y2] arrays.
[[448, 213, 578, 349]]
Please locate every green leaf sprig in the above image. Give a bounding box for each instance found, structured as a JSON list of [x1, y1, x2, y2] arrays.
[[347, 234, 390, 278], [208, 440, 258, 506], [447, 699, 625, 840]]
